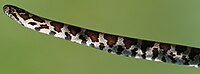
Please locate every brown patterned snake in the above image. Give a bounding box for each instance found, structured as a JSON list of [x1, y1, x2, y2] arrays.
[[3, 5, 200, 68]]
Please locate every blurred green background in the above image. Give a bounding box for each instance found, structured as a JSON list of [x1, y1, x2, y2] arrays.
[[1, 0, 200, 74]]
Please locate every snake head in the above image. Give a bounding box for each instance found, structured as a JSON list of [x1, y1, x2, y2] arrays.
[[3, 5, 14, 14], [3, 5, 33, 23], [4, 5, 20, 21]]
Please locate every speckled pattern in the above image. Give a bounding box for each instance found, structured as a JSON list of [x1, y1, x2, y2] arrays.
[[3, 5, 200, 68]]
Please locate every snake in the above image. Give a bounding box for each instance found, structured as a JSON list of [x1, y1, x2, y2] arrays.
[[3, 4, 200, 68]]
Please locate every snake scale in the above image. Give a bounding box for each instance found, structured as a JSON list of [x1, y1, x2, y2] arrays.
[[3, 5, 200, 68]]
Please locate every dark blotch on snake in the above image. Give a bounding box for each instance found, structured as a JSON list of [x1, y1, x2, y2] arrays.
[[99, 43, 105, 50], [85, 30, 99, 42], [116, 45, 124, 55], [50, 21, 64, 32], [11, 13, 19, 20], [68, 25, 81, 36], [182, 56, 190, 65], [123, 37, 137, 49], [131, 48, 138, 57], [49, 31, 56, 35], [141, 40, 155, 59], [189, 48, 200, 61], [90, 43, 95, 48], [34, 27, 40, 31], [104, 34, 118, 47], [107, 49, 112, 53], [161, 56, 166, 62], [28, 22, 37, 26], [19, 12, 30, 20], [65, 32, 71, 40], [175, 45, 187, 55], [32, 15, 45, 23], [79, 35, 87, 44], [152, 48, 158, 60]]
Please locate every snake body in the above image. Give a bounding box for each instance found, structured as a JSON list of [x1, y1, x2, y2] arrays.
[[3, 5, 200, 68]]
